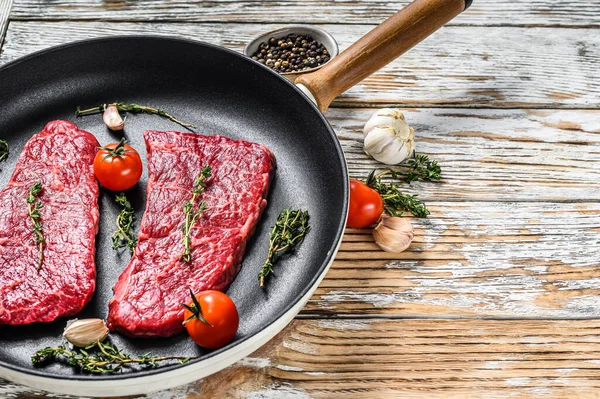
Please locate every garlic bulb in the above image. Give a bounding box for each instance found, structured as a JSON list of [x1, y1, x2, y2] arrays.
[[363, 108, 415, 165], [103, 104, 125, 131], [372, 215, 414, 253], [63, 318, 109, 347]]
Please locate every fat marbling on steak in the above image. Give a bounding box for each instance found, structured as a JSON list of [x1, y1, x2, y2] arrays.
[[108, 131, 275, 337], [0, 120, 100, 325]]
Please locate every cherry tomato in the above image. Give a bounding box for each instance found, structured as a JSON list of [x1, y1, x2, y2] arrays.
[[182, 290, 239, 349], [94, 139, 142, 191], [347, 179, 384, 228]]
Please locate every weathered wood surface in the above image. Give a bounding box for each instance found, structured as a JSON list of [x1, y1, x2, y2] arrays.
[[330, 108, 600, 201], [9, 0, 600, 27], [0, 0, 12, 47], [2, 22, 599, 108], [3, 0, 600, 397], [305, 201, 600, 317], [5, 319, 600, 398]]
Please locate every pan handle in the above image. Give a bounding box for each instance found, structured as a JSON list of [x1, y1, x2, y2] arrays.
[[295, 0, 471, 112]]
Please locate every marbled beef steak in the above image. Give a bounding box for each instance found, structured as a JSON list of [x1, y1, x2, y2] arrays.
[[108, 131, 276, 337], [0, 120, 100, 325]]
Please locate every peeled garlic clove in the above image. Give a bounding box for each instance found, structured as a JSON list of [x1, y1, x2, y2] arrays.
[[372, 215, 414, 253], [103, 104, 125, 131], [363, 108, 415, 165], [63, 318, 109, 347]]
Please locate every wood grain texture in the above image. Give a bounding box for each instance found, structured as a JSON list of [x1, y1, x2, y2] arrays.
[[303, 201, 600, 318], [0, 0, 13, 48], [1, 21, 599, 108], [296, 0, 466, 111], [8, 0, 600, 27], [332, 108, 600, 201], [6, 319, 600, 398]]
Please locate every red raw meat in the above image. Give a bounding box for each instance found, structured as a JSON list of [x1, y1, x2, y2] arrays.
[[108, 131, 275, 337], [0, 120, 100, 325]]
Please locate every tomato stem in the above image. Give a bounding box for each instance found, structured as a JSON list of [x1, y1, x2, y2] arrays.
[[181, 288, 213, 327]]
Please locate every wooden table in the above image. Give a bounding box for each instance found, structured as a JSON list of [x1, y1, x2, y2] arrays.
[[1, 1, 600, 397]]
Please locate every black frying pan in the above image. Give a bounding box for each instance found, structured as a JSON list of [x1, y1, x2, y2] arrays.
[[0, 0, 469, 395]]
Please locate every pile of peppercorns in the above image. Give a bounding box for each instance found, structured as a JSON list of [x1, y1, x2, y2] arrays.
[[250, 34, 331, 73]]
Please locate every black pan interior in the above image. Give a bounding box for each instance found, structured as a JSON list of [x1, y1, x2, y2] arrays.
[[0, 37, 347, 381]]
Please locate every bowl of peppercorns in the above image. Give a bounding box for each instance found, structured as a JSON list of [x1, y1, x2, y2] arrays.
[[244, 25, 339, 81]]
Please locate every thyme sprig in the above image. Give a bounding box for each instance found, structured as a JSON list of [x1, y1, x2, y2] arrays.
[[27, 182, 45, 269], [112, 193, 137, 255], [374, 153, 442, 184], [181, 166, 212, 263], [0, 139, 8, 162], [32, 340, 194, 374], [402, 153, 442, 183], [259, 209, 310, 287], [181, 288, 212, 326], [365, 153, 441, 218], [76, 102, 196, 131], [366, 171, 430, 218]]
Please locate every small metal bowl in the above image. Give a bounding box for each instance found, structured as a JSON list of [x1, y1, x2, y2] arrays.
[[243, 25, 339, 82]]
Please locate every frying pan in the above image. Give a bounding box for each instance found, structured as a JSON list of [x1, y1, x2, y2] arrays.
[[0, 0, 470, 396]]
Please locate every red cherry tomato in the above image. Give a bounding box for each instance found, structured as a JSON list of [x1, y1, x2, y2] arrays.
[[347, 179, 384, 228], [93, 139, 142, 191], [183, 290, 239, 349]]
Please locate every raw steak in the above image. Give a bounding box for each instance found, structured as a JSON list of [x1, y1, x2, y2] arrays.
[[108, 131, 275, 337], [0, 120, 100, 325]]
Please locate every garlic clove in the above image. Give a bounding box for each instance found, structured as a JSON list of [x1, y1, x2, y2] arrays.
[[372, 215, 414, 253], [103, 104, 125, 131], [63, 318, 109, 347]]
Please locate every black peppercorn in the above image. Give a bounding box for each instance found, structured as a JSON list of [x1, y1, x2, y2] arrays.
[[250, 33, 332, 73]]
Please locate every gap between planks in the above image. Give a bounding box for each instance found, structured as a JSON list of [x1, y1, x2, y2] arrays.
[[7, 0, 600, 27]]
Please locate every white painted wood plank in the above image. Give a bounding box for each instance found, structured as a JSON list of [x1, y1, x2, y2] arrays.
[[9, 0, 600, 27], [0, 0, 13, 48], [330, 108, 600, 201], [1, 21, 599, 108], [304, 201, 600, 318]]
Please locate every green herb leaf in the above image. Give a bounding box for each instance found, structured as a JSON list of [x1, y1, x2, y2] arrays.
[[259, 209, 310, 287], [75, 103, 196, 131], [27, 182, 45, 269], [364, 153, 441, 218], [112, 193, 137, 255], [0, 139, 9, 162], [365, 172, 430, 218], [180, 166, 212, 262], [32, 341, 197, 374], [403, 153, 441, 183]]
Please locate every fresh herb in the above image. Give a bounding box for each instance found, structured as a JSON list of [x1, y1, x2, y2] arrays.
[[364, 153, 441, 218], [402, 153, 441, 183], [0, 139, 8, 162], [76, 103, 195, 131], [27, 182, 45, 269], [32, 340, 195, 374], [181, 166, 212, 263], [112, 193, 137, 255], [181, 288, 212, 326], [366, 171, 430, 218], [259, 209, 310, 287]]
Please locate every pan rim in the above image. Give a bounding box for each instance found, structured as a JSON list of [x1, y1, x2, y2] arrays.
[[0, 35, 349, 386]]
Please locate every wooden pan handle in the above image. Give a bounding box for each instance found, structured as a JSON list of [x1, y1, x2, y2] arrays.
[[295, 0, 471, 111]]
